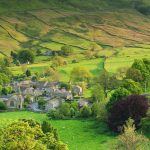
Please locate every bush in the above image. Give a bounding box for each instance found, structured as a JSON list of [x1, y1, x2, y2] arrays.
[[0, 101, 7, 110], [38, 98, 47, 110], [80, 106, 91, 118], [70, 101, 79, 111], [51, 56, 66, 67], [106, 87, 130, 112], [70, 66, 92, 83], [59, 103, 71, 118], [47, 109, 61, 119], [60, 83, 71, 90], [141, 118, 150, 134], [108, 95, 149, 132], [18, 50, 35, 64], [72, 59, 79, 63], [2, 86, 12, 95], [122, 79, 142, 94], [92, 102, 108, 122], [61, 45, 74, 56], [25, 69, 31, 77], [115, 118, 149, 150], [91, 103, 100, 117], [141, 109, 150, 133], [0, 119, 68, 150], [41, 121, 58, 140]]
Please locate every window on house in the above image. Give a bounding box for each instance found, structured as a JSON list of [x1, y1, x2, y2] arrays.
[[10, 101, 15, 107]]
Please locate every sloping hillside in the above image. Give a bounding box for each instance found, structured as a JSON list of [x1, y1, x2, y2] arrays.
[[0, 0, 150, 73]]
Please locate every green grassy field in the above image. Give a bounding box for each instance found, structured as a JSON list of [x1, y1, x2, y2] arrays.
[[0, 0, 149, 78], [10, 58, 104, 82], [105, 44, 150, 73], [0, 111, 116, 150]]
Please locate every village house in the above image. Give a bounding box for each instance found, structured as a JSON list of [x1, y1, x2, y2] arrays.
[[0, 80, 85, 111], [0, 94, 24, 109]]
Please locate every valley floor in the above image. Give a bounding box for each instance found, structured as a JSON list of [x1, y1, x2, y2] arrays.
[[0, 111, 116, 150]]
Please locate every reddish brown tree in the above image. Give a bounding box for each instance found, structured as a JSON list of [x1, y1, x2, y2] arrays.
[[108, 95, 149, 132]]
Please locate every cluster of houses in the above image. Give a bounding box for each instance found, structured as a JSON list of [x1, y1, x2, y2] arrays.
[[0, 80, 89, 112]]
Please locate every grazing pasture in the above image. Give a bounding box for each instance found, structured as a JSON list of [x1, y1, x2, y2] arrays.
[[0, 111, 116, 150]]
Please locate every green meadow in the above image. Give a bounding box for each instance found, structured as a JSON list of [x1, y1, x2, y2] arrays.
[[0, 111, 116, 150]]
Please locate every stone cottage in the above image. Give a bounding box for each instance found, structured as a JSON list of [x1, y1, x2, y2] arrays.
[[0, 94, 24, 109]]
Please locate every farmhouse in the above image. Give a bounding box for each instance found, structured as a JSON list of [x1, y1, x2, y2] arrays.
[[0, 80, 85, 111], [0, 94, 24, 109]]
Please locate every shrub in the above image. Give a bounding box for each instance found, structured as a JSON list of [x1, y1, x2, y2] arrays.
[[47, 109, 61, 119], [61, 45, 74, 56], [80, 106, 91, 118], [2, 86, 12, 95], [141, 109, 150, 133], [92, 102, 108, 122], [108, 95, 149, 132], [72, 59, 79, 63], [41, 121, 58, 140], [25, 69, 31, 77], [122, 79, 142, 94], [115, 118, 149, 150], [91, 85, 105, 102], [0, 101, 7, 110], [59, 103, 71, 118], [70, 101, 79, 111], [106, 87, 130, 112], [70, 66, 92, 83], [60, 83, 71, 90], [38, 98, 47, 110], [18, 50, 35, 64], [0, 119, 68, 150], [91, 102, 100, 117], [51, 56, 66, 67]]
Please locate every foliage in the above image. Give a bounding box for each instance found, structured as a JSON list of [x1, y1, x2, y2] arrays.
[[24, 95, 32, 104], [91, 102, 108, 122], [0, 119, 68, 150], [126, 68, 143, 82], [96, 102, 108, 122], [18, 50, 35, 64], [44, 67, 60, 81], [80, 106, 92, 118], [95, 70, 121, 96], [1, 86, 12, 95], [91, 84, 105, 102], [60, 82, 71, 90], [106, 87, 130, 112], [0, 102, 7, 111], [122, 79, 142, 94], [51, 56, 67, 67], [70, 66, 92, 83], [36, 49, 42, 56], [141, 109, 150, 133], [0, 73, 10, 85], [47, 109, 61, 119], [131, 59, 149, 82], [38, 98, 47, 110], [42, 121, 58, 140], [0, 111, 117, 150], [61, 45, 74, 56], [25, 69, 31, 77], [59, 103, 71, 118], [115, 118, 149, 150], [108, 95, 149, 132], [70, 101, 79, 111]]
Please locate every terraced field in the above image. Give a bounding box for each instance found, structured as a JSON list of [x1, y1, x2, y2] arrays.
[[0, 0, 150, 75]]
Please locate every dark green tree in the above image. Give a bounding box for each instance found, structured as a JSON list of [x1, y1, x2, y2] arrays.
[[18, 50, 35, 64], [25, 69, 31, 77], [106, 87, 130, 112]]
